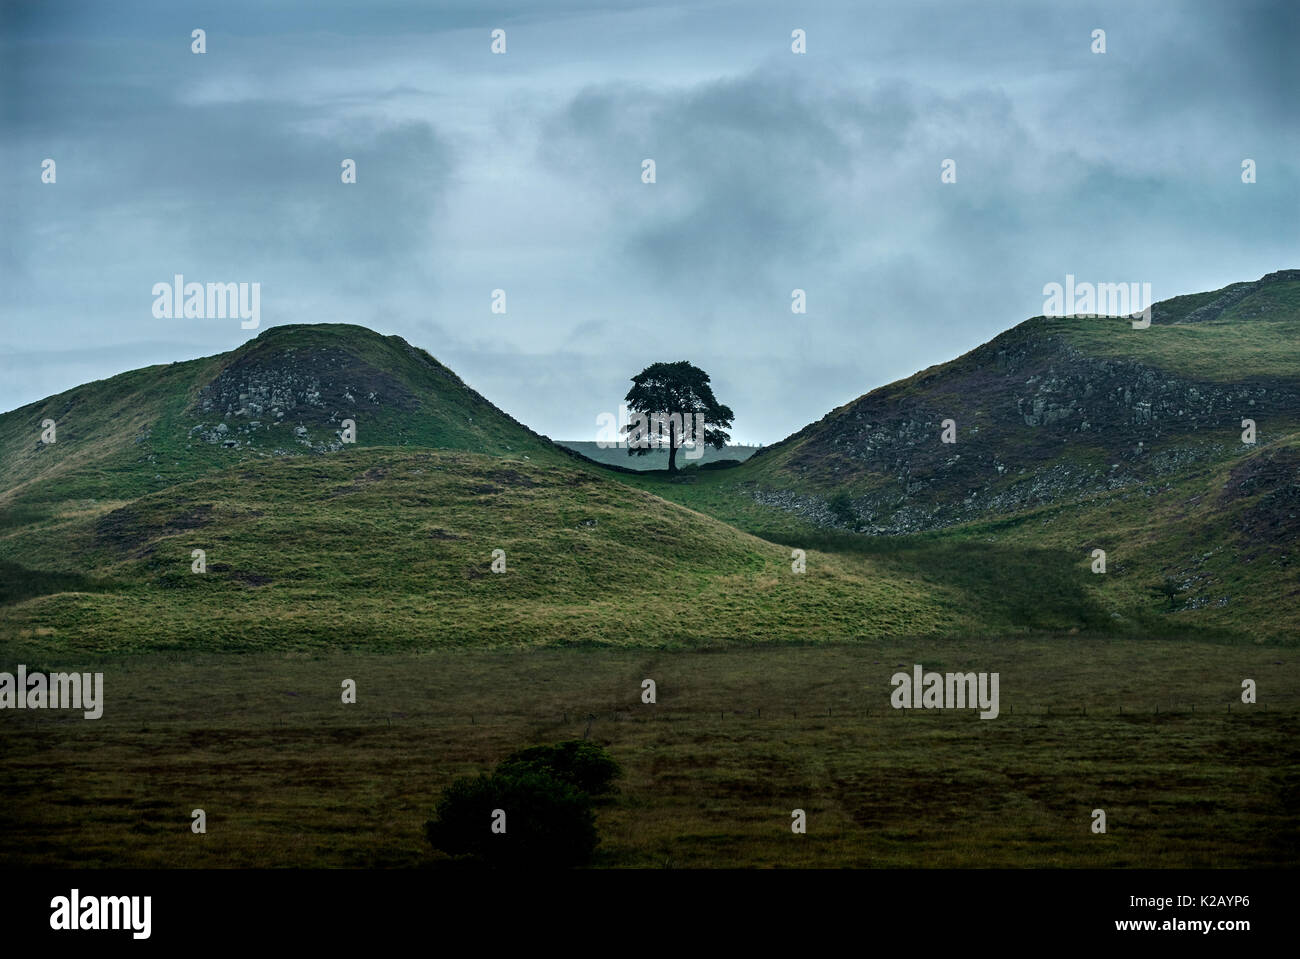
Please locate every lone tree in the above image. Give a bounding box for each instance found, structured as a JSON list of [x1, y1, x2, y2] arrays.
[[623, 361, 734, 473], [1151, 575, 1183, 610]]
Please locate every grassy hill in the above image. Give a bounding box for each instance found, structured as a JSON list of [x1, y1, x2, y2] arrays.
[[708, 269, 1300, 535], [3, 447, 1154, 653], [2, 272, 1296, 648], [605, 271, 1300, 639], [0, 324, 575, 518]]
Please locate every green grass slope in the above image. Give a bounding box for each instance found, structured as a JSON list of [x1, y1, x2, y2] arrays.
[[6, 441, 1273, 652], [1, 448, 993, 653], [604, 272, 1299, 639], [0, 324, 576, 517]]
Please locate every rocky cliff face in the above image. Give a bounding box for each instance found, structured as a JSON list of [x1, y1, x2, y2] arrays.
[[743, 272, 1300, 535], [190, 343, 414, 453]]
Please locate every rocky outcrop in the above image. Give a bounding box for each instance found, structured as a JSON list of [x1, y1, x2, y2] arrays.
[[195, 345, 413, 422], [187, 344, 416, 455], [1175, 269, 1300, 325], [743, 272, 1300, 535]]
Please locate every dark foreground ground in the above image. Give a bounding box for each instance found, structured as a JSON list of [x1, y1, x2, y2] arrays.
[[1, 639, 1295, 868]]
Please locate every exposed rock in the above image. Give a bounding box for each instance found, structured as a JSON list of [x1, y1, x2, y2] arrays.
[[743, 274, 1300, 536]]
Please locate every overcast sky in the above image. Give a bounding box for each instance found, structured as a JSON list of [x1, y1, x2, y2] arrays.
[[3, 0, 1296, 443]]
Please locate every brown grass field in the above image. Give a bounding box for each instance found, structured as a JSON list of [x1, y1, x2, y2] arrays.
[[2, 638, 1295, 868]]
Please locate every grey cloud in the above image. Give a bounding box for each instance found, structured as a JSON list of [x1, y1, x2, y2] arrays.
[[2, 0, 1295, 444]]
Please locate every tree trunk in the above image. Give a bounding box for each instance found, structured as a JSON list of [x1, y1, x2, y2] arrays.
[[667, 420, 678, 473]]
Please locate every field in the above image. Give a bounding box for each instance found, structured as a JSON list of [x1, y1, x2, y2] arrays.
[[1, 640, 1295, 868]]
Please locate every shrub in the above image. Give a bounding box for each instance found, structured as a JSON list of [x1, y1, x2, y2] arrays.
[[827, 491, 858, 528], [424, 770, 598, 868], [1150, 575, 1183, 610], [497, 740, 622, 796]]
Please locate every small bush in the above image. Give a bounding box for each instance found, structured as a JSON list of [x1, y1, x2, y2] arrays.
[[424, 770, 598, 868], [497, 740, 622, 796], [1150, 575, 1183, 610], [827, 491, 858, 528]]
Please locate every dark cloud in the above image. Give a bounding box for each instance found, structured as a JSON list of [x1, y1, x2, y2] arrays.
[[2, 0, 1295, 443]]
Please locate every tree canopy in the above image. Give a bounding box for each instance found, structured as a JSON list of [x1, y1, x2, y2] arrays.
[[622, 361, 734, 473]]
